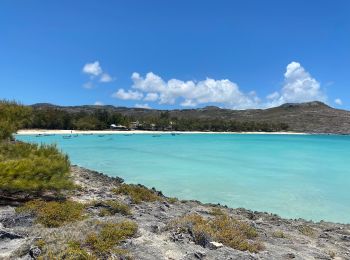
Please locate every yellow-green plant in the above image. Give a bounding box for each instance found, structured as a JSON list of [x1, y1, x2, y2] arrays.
[[85, 221, 137, 256], [0, 142, 73, 193], [168, 213, 263, 253], [112, 184, 160, 204], [17, 200, 85, 227]]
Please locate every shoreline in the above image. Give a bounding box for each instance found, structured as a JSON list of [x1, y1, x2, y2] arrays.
[[2, 165, 349, 259], [16, 129, 308, 135]]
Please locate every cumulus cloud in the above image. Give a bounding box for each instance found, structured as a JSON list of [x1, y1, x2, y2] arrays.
[[94, 101, 104, 106], [129, 72, 258, 109], [266, 61, 326, 107], [135, 103, 151, 109], [82, 61, 114, 88], [144, 93, 159, 102], [112, 89, 143, 100], [112, 62, 329, 109], [83, 61, 102, 76], [334, 98, 342, 105]]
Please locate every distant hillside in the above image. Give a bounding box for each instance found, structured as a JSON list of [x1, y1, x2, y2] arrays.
[[31, 101, 350, 134]]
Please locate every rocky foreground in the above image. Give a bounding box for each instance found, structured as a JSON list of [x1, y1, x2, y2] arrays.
[[1, 166, 350, 260]]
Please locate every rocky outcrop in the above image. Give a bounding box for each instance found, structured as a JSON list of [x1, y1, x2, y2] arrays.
[[1, 166, 350, 259]]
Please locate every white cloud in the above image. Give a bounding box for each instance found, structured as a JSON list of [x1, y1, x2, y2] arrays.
[[100, 73, 113, 83], [266, 61, 326, 107], [83, 61, 102, 76], [129, 72, 258, 109], [334, 98, 342, 105], [82, 61, 114, 88], [94, 101, 104, 106], [112, 89, 143, 100], [144, 93, 159, 102], [112, 61, 329, 109], [135, 103, 151, 109]]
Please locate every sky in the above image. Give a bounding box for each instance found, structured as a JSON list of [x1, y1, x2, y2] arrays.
[[1, 0, 349, 110]]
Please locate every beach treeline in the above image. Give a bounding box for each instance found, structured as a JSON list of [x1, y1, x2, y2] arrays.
[[26, 106, 289, 132]]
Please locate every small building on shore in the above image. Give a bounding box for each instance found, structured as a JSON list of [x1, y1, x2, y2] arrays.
[[110, 124, 127, 130]]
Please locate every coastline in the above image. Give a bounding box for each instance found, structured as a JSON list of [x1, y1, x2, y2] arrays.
[[2, 165, 349, 259], [16, 129, 308, 135]]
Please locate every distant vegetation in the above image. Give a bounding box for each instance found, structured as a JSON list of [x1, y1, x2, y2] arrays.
[[26, 106, 289, 132], [0, 100, 73, 196], [0, 100, 31, 140]]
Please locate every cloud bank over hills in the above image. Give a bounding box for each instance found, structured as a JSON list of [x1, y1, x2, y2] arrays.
[[83, 61, 341, 110]]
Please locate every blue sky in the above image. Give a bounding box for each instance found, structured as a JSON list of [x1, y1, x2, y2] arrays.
[[1, 0, 349, 110]]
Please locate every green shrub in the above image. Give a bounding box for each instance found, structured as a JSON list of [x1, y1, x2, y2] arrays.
[[92, 200, 131, 216], [85, 221, 137, 257], [168, 213, 263, 253], [0, 142, 73, 193], [17, 200, 85, 227], [112, 184, 160, 204]]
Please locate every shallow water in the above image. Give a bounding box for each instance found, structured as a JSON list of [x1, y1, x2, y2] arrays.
[[16, 133, 350, 223]]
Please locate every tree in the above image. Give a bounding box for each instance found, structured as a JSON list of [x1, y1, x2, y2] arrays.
[[0, 100, 32, 140]]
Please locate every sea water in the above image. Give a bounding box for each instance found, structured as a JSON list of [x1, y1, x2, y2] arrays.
[[16, 133, 350, 223]]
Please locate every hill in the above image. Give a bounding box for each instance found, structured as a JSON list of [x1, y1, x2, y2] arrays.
[[31, 101, 350, 134]]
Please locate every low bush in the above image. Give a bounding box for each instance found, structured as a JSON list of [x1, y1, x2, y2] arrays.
[[62, 241, 96, 260], [168, 213, 263, 253], [112, 184, 160, 204], [272, 230, 286, 238], [298, 225, 316, 237], [0, 142, 73, 193], [92, 200, 131, 216], [16, 200, 85, 227], [85, 221, 137, 257]]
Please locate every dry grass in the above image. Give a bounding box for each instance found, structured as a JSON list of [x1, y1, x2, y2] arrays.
[[167, 213, 263, 253], [298, 225, 316, 237], [272, 230, 286, 238], [90, 200, 132, 216], [112, 184, 160, 204], [16, 200, 85, 228], [85, 220, 137, 257]]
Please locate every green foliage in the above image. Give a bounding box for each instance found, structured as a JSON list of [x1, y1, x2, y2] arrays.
[[112, 184, 160, 204], [85, 221, 137, 257], [92, 200, 132, 216], [168, 213, 263, 253], [0, 142, 73, 193], [16, 200, 85, 227], [0, 100, 32, 140]]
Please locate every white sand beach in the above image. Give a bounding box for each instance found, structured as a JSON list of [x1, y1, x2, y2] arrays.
[[16, 129, 307, 135]]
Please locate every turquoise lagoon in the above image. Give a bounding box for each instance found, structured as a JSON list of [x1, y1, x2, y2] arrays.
[[16, 133, 350, 223]]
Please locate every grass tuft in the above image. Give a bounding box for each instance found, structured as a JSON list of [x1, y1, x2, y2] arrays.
[[167, 213, 263, 253], [85, 221, 137, 257], [112, 184, 160, 204], [16, 200, 85, 228]]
